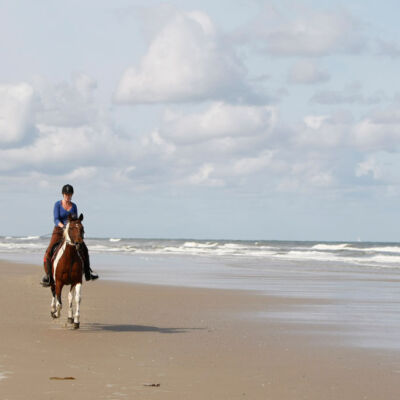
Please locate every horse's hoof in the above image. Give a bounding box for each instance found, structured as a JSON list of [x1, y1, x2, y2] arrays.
[[67, 318, 74, 324], [51, 311, 56, 319], [73, 322, 80, 329]]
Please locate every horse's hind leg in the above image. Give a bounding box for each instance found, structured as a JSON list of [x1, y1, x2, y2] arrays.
[[67, 287, 74, 324], [73, 283, 82, 329]]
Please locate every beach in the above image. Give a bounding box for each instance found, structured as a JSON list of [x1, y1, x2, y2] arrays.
[[1, 259, 400, 399]]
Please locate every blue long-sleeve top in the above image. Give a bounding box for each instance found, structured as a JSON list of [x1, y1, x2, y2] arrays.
[[53, 200, 78, 227]]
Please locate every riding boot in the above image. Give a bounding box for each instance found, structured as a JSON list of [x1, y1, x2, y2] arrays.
[[80, 244, 98, 281], [41, 258, 53, 287], [83, 261, 98, 281]]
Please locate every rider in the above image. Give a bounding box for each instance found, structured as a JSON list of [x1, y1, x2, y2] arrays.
[[41, 184, 98, 286]]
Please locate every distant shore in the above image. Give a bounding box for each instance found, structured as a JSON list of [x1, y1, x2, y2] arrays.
[[1, 259, 400, 399]]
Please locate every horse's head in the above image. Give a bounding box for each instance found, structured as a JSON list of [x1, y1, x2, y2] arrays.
[[65, 213, 85, 248]]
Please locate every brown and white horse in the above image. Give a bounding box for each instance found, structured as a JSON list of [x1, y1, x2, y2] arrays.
[[50, 213, 85, 329]]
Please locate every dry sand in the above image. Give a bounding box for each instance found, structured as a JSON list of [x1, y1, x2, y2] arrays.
[[1, 259, 400, 399]]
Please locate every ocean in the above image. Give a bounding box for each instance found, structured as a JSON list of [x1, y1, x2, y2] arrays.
[[2, 236, 400, 350], [1, 236, 400, 268]]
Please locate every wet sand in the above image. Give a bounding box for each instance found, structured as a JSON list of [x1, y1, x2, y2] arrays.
[[1, 259, 400, 399]]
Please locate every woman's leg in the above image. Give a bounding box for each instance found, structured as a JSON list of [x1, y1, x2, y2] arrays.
[[42, 227, 64, 286], [80, 242, 98, 281]]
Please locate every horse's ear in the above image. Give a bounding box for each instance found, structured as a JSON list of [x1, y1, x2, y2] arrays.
[[79, 213, 84, 221]]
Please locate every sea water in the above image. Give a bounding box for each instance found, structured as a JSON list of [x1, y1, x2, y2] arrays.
[[1, 236, 400, 350]]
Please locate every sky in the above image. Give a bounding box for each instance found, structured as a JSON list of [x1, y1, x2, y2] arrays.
[[1, 0, 400, 241]]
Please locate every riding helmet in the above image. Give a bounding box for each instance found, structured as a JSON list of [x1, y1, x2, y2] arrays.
[[62, 184, 74, 195]]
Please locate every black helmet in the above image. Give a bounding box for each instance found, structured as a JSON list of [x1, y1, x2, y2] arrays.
[[62, 184, 74, 195]]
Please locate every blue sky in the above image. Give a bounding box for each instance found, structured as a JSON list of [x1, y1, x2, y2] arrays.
[[1, 0, 400, 241]]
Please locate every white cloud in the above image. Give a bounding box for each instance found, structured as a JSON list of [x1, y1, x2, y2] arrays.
[[233, 152, 274, 175], [114, 10, 248, 103], [303, 115, 328, 130], [0, 124, 131, 172], [34, 75, 99, 127], [356, 152, 400, 184], [0, 83, 35, 146], [288, 60, 330, 84], [161, 102, 277, 145], [311, 83, 386, 105], [352, 117, 400, 151], [65, 166, 98, 181], [188, 163, 223, 186], [73, 73, 97, 100], [237, 8, 365, 57]]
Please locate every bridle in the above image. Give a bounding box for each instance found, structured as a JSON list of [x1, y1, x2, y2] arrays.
[[64, 222, 84, 251]]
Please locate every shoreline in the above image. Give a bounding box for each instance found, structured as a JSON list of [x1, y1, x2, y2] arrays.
[[1, 259, 400, 399]]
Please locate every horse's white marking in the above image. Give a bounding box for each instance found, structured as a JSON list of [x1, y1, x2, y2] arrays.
[[51, 296, 56, 313], [74, 283, 82, 324], [55, 300, 62, 318], [53, 241, 67, 281], [68, 289, 74, 320], [63, 222, 71, 243]]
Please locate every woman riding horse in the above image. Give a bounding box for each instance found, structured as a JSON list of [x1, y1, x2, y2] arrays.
[[41, 184, 98, 286]]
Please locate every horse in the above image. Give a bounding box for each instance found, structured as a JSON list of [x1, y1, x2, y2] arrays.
[[49, 213, 85, 329]]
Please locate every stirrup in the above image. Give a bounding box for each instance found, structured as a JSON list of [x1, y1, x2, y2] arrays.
[[90, 273, 99, 281], [41, 275, 51, 287]]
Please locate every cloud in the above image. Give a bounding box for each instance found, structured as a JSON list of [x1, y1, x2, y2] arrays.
[[287, 60, 330, 84], [0, 124, 131, 173], [34, 74, 99, 127], [375, 38, 400, 58], [311, 83, 386, 105], [352, 116, 400, 151], [0, 83, 35, 146], [114, 10, 249, 104], [160, 102, 277, 145], [356, 152, 400, 184], [3, 74, 399, 199], [235, 7, 365, 57], [188, 163, 223, 186]]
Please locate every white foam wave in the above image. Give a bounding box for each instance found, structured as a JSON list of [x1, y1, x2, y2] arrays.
[[220, 243, 248, 249], [0, 242, 44, 251], [347, 246, 400, 254], [312, 243, 349, 251], [183, 241, 218, 248], [17, 236, 40, 240], [276, 250, 341, 262], [109, 238, 121, 242], [369, 254, 400, 264]]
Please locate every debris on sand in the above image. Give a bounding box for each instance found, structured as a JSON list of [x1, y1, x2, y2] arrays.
[[50, 377, 76, 380]]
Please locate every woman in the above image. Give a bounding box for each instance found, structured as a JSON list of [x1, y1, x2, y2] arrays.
[[41, 184, 98, 286]]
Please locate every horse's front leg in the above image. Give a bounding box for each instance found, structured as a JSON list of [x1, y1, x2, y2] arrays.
[[54, 281, 63, 318], [50, 285, 56, 318], [73, 283, 82, 329], [67, 287, 74, 324]]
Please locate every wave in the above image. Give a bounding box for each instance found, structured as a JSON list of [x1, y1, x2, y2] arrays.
[[312, 243, 349, 251], [1, 236, 400, 269], [17, 236, 40, 241], [183, 241, 218, 248], [347, 246, 400, 254]]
